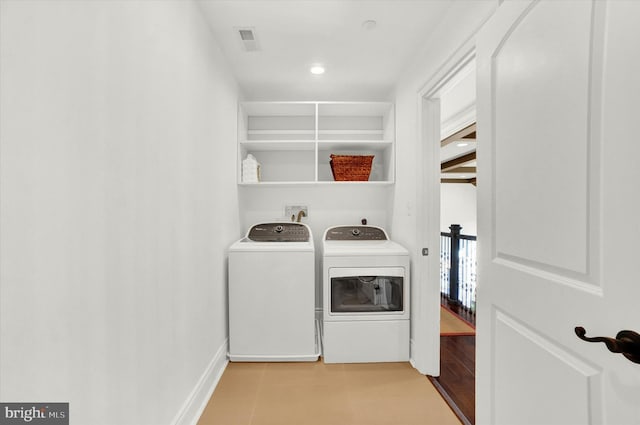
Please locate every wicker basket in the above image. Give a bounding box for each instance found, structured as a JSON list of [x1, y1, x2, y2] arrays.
[[330, 154, 374, 181]]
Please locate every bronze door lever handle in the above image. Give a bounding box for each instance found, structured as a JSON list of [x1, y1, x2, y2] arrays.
[[575, 326, 640, 364]]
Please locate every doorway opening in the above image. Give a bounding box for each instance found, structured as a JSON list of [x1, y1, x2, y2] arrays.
[[436, 123, 477, 425], [436, 57, 477, 425], [418, 51, 477, 425]]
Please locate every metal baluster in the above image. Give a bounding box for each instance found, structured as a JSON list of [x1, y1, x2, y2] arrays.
[[471, 239, 476, 316], [449, 225, 461, 304], [466, 241, 470, 309], [460, 239, 465, 307], [445, 235, 450, 298], [462, 240, 468, 309]]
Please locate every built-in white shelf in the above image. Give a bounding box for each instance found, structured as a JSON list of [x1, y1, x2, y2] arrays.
[[247, 130, 316, 136], [238, 181, 394, 188], [318, 130, 384, 135], [316, 140, 392, 151], [237, 101, 395, 185], [239, 140, 316, 151]]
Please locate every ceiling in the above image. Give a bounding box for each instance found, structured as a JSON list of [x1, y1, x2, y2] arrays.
[[441, 124, 477, 185], [197, 0, 457, 100], [438, 59, 476, 185], [197, 1, 480, 185]]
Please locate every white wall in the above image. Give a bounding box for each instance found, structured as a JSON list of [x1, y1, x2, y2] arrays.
[[441, 184, 477, 236], [390, 0, 497, 373], [0, 1, 239, 424]]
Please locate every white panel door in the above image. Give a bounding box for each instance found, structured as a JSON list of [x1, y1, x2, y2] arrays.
[[476, 1, 640, 424]]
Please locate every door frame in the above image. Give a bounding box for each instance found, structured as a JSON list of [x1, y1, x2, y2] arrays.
[[413, 42, 476, 375]]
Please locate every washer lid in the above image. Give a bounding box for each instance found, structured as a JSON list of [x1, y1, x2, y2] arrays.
[[247, 222, 311, 242]]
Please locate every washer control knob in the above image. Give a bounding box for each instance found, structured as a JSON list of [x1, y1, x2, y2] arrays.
[[274, 225, 284, 233], [352, 228, 361, 237]]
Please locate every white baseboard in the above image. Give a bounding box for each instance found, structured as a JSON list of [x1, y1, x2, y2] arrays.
[[172, 339, 229, 425], [409, 338, 416, 369]]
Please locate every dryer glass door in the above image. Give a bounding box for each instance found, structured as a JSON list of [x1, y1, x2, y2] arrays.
[[329, 268, 404, 313]]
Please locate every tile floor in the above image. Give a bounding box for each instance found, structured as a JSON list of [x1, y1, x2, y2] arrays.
[[198, 361, 461, 425]]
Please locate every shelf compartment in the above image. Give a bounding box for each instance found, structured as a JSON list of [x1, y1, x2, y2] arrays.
[[317, 116, 384, 141], [317, 145, 394, 183], [240, 150, 315, 183], [242, 102, 316, 141], [317, 102, 393, 141], [247, 117, 315, 140]]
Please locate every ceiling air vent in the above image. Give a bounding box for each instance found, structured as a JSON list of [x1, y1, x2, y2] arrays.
[[236, 27, 260, 52]]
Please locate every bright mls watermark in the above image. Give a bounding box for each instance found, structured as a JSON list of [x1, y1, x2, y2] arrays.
[[0, 403, 68, 425]]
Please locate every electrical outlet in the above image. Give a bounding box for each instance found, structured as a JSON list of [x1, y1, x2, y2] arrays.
[[285, 205, 308, 221]]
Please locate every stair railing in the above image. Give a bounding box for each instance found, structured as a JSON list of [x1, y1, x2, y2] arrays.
[[440, 224, 477, 315]]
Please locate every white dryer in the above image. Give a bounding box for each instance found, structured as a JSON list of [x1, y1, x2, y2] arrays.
[[228, 222, 318, 362], [322, 225, 410, 363]]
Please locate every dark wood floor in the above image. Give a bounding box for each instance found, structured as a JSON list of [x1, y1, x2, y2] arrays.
[[431, 298, 476, 425], [432, 335, 476, 424]]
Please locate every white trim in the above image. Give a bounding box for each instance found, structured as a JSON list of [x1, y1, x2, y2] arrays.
[[412, 8, 495, 375], [412, 95, 442, 376], [172, 339, 229, 425], [441, 101, 476, 140]]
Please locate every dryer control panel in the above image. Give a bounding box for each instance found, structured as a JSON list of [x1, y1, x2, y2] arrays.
[[247, 223, 310, 242], [325, 226, 388, 241]]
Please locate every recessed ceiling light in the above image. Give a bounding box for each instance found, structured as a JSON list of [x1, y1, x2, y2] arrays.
[[310, 65, 325, 75], [362, 20, 377, 30], [457, 142, 469, 147]]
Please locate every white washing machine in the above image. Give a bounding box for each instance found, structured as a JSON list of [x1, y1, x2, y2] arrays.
[[322, 224, 410, 363], [228, 222, 318, 362]]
